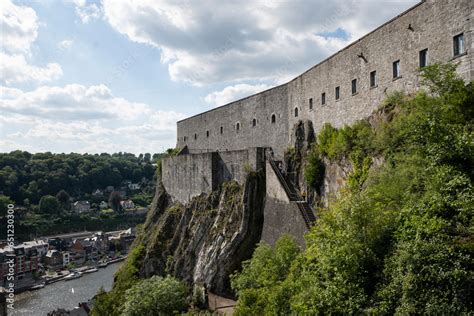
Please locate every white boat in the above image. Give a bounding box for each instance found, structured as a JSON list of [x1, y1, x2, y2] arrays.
[[29, 283, 45, 290], [64, 272, 83, 281], [83, 267, 98, 274], [98, 262, 108, 268]]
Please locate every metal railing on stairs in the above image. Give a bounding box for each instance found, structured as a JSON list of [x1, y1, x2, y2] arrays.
[[266, 152, 316, 228]]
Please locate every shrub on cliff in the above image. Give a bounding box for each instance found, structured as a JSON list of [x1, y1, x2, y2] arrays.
[[304, 145, 325, 190], [92, 244, 146, 315], [121, 276, 188, 316], [233, 63, 474, 314], [230, 235, 301, 315]]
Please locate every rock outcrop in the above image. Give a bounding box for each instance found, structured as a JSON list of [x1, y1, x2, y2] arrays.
[[135, 171, 265, 297]]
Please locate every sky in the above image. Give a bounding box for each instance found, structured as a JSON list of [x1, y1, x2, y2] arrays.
[[0, 0, 418, 154]]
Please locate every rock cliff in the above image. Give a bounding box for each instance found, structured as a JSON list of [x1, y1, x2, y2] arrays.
[[134, 171, 265, 297]]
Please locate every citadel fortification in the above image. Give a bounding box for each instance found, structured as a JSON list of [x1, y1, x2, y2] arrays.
[[162, 0, 473, 245]]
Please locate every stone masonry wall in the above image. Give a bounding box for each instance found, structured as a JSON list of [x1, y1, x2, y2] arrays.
[[177, 85, 289, 159], [161, 153, 214, 204], [288, 0, 473, 142], [261, 161, 308, 247], [162, 148, 265, 204]]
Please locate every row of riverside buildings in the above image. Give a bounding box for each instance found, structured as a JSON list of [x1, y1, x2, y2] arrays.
[[0, 229, 135, 291]]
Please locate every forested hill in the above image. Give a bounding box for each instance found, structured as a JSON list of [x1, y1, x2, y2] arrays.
[[0, 151, 165, 206]]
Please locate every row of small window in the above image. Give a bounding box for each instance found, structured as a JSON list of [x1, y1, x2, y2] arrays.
[[303, 59, 403, 112], [300, 33, 466, 114], [183, 114, 278, 141]]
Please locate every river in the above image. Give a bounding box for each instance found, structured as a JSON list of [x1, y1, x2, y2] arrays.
[[10, 262, 121, 316]]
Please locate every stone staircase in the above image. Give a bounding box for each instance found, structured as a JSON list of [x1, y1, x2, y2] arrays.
[[267, 153, 316, 229]]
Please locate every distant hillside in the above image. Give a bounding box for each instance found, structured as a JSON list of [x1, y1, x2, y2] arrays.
[[0, 151, 165, 205], [0, 151, 169, 240]]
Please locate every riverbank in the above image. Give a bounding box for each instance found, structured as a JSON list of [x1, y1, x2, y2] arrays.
[[11, 262, 122, 315], [40, 255, 126, 288]]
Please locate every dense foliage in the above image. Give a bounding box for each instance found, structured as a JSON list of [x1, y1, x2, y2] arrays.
[[0, 151, 166, 239], [0, 151, 161, 206], [233, 63, 473, 314], [92, 245, 146, 315], [230, 235, 301, 315], [122, 276, 188, 316]]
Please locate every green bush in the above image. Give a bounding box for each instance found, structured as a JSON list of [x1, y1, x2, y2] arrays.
[[304, 145, 325, 189], [231, 235, 301, 315], [38, 195, 60, 214], [0, 195, 13, 217], [122, 276, 188, 316], [92, 245, 146, 315]]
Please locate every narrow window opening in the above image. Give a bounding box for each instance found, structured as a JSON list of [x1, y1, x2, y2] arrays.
[[351, 79, 357, 95], [370, 70, 377, 88], [453, 33, 465, 57], [206, 130, 209, 137], [236, 122, 240, 131], [335, 87, 340, 100], [393, 60, 401, 78], [419, 49, 428, 68], [309, 98, 313, 110], [321, 92, 326, 105], [294, 107, 299, 117], [252, 118, 257, 127], [220, 126, 223, 134], [271, 114, 276, 123], [194, 133, 197, 140]]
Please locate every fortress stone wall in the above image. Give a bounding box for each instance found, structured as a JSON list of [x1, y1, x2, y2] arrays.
[[162, 148, 265, 203], [287, 0, 473, 143], [175, 0, 472, 158], [176, 85, 289, 159], [162, 0, 473, 242]]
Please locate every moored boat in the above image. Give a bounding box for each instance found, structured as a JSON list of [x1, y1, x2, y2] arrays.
[[98, 262, 108, 268], [28, 282, 45, 290], [83, 267, 98, 274], [64, 272, 83, 281]]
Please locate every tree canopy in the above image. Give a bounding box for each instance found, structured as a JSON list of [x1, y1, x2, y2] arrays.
[[0, 151, 159, 206]]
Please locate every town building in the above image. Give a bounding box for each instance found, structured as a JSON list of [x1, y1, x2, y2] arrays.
[[128, 183, 140, 190], [99, 201, 108, 209], [44, 249, 63, 270], [72, 201, 91, 213], [62, 251, 71, 268], [120, 199, 135, 210], [0, 244, 41, 289]]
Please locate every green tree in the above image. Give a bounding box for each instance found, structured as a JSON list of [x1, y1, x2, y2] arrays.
[[304, 144, 325, 190], [0, 196, 14, 217], [39, 195, 60, 214], [121, 276, 188, 316], [56, 190, 71, 210], [108, 191, 122, 212], [143, 153, 151, 162], [231, 235, 301, 315]]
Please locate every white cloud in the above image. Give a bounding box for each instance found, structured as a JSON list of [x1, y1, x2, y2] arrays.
[[70, 0, 102, 23], [0, 53, 63, 85], [0, 84, 185, 154], [57, 39, 73, 50], [0, 0, 38, 54], [205, 83, 272, 107], [0, 0, 63, 85], [102, 0, 418, 86]]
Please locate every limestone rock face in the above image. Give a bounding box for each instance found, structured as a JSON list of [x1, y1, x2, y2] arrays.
[[320, 157, 352, 207], [137, 171, 265, 297]]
